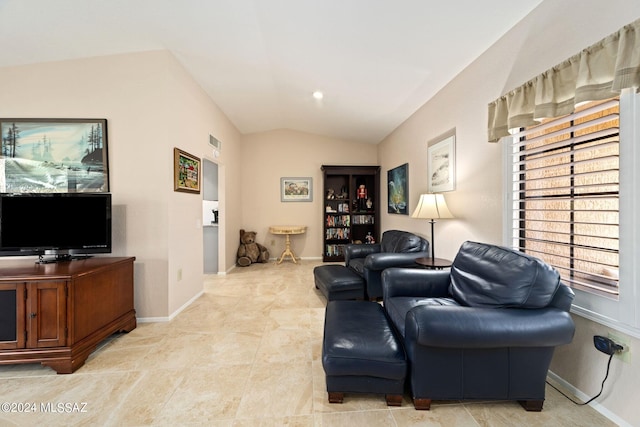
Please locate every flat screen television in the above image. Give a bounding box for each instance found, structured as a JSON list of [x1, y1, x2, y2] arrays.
[[0, 193, 112, 261]]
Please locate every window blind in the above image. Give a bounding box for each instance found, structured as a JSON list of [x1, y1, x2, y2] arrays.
[[509, 98, 620, 295]]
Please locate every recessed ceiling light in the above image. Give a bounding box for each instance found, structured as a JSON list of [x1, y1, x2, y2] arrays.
[[312, 91, 324, 100]]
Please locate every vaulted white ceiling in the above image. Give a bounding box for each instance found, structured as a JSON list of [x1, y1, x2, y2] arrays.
[[0, 0, 543, 143]]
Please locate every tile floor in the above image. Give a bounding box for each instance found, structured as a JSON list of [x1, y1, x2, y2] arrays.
[[0, 260, 616, 426]]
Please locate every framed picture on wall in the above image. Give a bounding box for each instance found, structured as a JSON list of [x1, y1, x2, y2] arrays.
[[387, 163, 408, 214], [281, 177, 313, 202], [0, 118, 109, 193], [174, 147, 201, 193], [427, 129, 456, 193]]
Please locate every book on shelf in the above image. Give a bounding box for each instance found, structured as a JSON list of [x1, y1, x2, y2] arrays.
[[325, 244, 345, 257], [337, 202, 350, 213], [325, 227, 350, 240], [326, 215, 350, 227], [352, 214, 375, 225]]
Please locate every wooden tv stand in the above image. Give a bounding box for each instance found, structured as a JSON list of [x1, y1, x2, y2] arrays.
[[0, 257, 136, 374]]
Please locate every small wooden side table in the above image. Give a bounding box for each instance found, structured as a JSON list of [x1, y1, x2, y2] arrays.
[[415, 257, 452, 269], [269, 225, 307, 264]]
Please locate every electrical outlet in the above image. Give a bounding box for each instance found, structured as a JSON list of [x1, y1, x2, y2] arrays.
[[608, 332, 631, 363], [594, 335, 619, 355], [177, 268, 182, 281], [271, 239, 276, 246]]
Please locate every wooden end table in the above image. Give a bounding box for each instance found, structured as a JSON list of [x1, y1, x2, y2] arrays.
[[269, 225, 307, 264]]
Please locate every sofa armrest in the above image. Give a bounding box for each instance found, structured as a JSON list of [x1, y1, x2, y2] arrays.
[[344, 243, 380, 265], [364, 251, 430, 271], [405, 305, 575, 348], [381, 267, 451, 300]]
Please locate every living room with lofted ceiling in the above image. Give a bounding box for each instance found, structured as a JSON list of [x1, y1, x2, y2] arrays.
[[0, 1, 639, 425]]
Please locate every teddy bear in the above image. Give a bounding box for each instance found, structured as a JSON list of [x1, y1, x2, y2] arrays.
[[237, 229, 270, 267]]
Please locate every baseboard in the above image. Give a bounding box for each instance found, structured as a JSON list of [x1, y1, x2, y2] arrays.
[[233, 256, 323, 267], [137, 289, 204, 323], [137, 316, 169, 323], [547, 371, 631, 427], [141, 258, 322, 323]]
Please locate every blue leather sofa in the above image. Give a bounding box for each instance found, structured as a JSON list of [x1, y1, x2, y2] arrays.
[[382, 241, 576, 411], [344, 229, 429, 300]]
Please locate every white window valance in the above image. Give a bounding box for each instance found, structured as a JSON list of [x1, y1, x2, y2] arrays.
[[488, 18, 640, 142]]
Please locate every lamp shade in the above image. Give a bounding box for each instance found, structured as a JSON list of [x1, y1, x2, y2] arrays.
[[411, 193, 454, 220]]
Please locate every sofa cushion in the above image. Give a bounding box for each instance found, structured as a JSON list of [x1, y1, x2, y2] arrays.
[[449, 241, 561, 309], [348, 258, 366, 276], [380, 230, 425, 253], [384, 296, 459, 337]]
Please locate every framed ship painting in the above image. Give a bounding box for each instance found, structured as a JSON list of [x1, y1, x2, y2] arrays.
[[0, 118, 109, 193]]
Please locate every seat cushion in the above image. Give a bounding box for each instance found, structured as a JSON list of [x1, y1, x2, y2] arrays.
[[449, 241, 561, 309], [347, 258, 366, 276], [384, 296, 459, 337]]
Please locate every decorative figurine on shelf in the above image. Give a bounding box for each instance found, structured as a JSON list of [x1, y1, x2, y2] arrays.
[[327, 188, 335, 199], [339, 186, 349, 199], [365, 232, 375, 244], [357, 184, 367, 211], [366, 197, 373, 210]]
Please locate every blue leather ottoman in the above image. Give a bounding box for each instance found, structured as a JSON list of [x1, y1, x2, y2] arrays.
[[322, 300, 407, 406], [314, 265, 365, 301]]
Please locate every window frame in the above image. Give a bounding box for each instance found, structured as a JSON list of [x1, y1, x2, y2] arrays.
[[503, 89, 640, 338]]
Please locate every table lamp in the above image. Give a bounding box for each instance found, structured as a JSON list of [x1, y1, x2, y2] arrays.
[[411, 193, 454, 259]]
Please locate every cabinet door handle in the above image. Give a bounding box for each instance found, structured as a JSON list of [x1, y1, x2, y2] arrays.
[[29, 312, 37, 318]]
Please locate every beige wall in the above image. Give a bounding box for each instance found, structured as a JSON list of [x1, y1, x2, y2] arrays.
[[377, 1, 640, 425], [164, 53, 243, 313], [241, 129, 377, 259], [0, 50, 243, 319], [554, 315, 640, 424]]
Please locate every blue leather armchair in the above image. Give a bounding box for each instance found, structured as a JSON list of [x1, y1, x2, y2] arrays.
[[344, 230, 429, 300], [382, 241, 575, 411]]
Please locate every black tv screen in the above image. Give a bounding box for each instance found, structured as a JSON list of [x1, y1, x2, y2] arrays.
[[0, 193, 111, 258]]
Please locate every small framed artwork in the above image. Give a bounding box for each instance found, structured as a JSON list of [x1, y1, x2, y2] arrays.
[[281, 177, 313, 202], [428, 129, 456, 192], [0, 118, 109, 193], [387, 163, 408, 214], [174, 147, 201, 193]]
